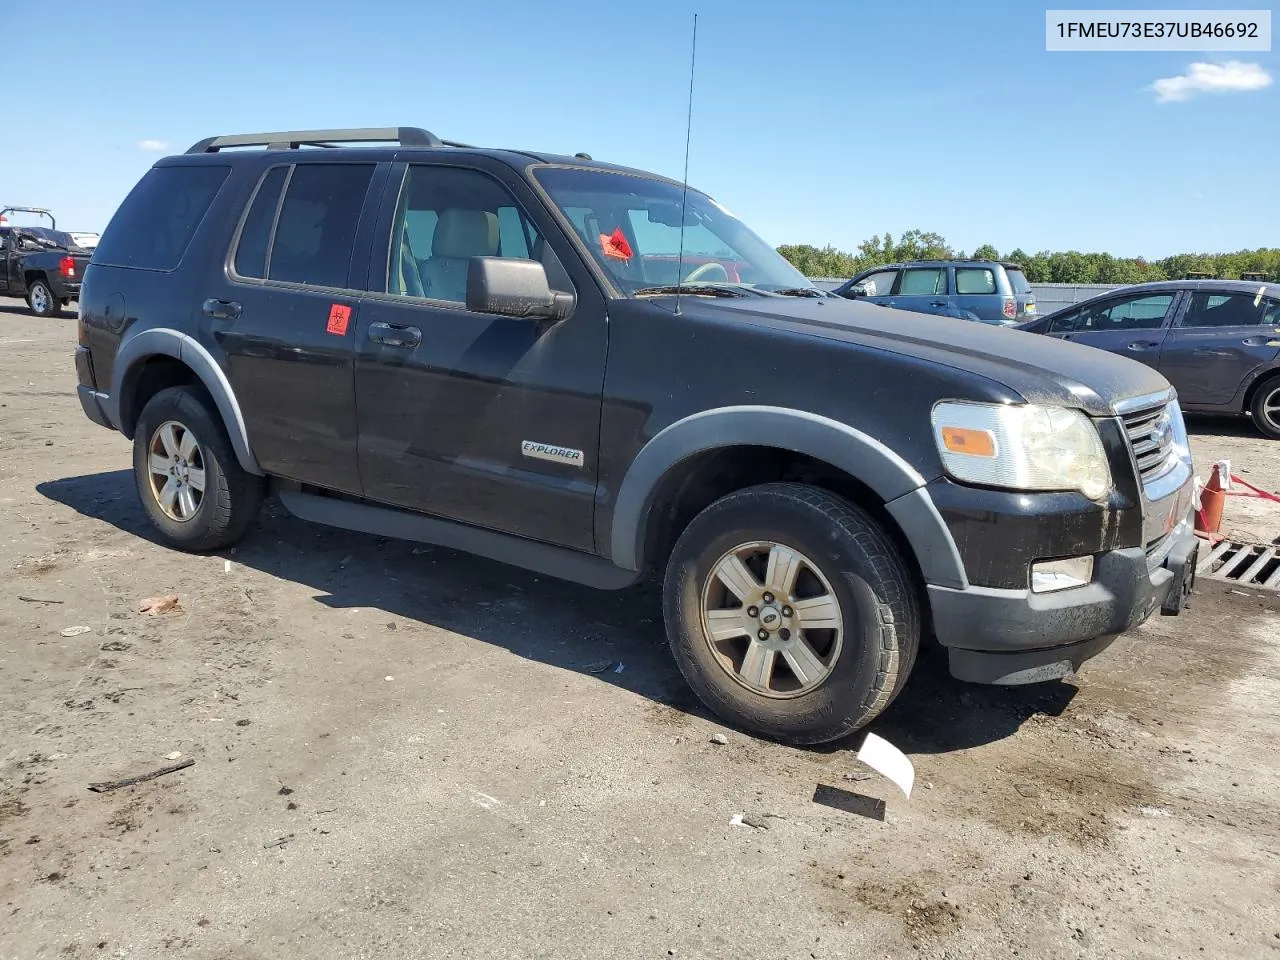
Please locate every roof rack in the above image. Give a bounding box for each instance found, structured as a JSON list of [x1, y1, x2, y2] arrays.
[[185, 127, 445, 154], [0, 206, 56, 229]]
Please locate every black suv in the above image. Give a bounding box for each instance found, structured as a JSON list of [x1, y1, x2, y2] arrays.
[[75, 127, 1199, 744]]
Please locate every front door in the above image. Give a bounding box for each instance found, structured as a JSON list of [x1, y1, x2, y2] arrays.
[[1157, 288, 1280, 405], [885, 265, 953, 317], [1045, 290, 1181, 369], [205, 160, 387, 494], [353, 160, 606, 552]]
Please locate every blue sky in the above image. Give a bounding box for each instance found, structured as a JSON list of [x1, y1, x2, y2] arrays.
[[2, 0, 1274, 259]]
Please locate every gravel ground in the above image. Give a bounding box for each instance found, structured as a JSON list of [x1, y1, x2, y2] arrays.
[[2, 301, 1279, 960]]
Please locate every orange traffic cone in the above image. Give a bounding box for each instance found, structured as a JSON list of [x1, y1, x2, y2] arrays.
[[1195, 463, 1225, 536]]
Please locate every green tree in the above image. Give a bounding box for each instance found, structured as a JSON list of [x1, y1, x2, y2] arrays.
[[971, 243, 1000, 261]]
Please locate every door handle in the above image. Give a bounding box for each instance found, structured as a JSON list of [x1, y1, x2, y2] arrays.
[[202, 298, 241, 320], [929, 300, 948, 308], [369, 321, 421, 348], [1242, 336, 1270, 347], [1127, 340, 1159, 351]]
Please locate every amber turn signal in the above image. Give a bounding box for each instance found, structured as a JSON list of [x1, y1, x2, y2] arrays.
[[940, 426, 996, 457]]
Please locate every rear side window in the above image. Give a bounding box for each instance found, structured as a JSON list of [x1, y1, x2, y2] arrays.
[[233, 167, 287, 279], [1182, 291, 1279, 328], [94, 165, 229, 271], [1005, 268, 1032, 294], [268, 164, 376, 288], [956, 268, 996, 295]]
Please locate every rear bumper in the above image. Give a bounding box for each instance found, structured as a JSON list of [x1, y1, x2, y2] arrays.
[[77, 385, 116, 430], [930, 512, 1197, 685]]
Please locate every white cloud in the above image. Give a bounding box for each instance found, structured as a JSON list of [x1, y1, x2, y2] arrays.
[[1151, 61, 1272, 103], [136, 139, 170, 152]]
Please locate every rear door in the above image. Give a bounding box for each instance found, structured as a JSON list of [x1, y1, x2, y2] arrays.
[[206, 159, 388, 494], [954, 265, 1004, 322], [1157, 288, 1280, 405], [885, 266, 952, 316], [1044, 290, 1180, 368]]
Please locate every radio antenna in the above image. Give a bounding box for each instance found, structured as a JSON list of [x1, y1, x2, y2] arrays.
[[674, 12, 698, 318]]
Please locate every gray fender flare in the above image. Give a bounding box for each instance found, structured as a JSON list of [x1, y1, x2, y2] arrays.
[[109, 327, 263, 476], [608, 405, 967, 589]]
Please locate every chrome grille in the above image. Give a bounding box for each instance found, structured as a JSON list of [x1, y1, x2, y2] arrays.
[[1122, 403, 1176, 485]]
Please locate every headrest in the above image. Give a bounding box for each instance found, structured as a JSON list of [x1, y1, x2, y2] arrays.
[[433, 209, 499, 259]]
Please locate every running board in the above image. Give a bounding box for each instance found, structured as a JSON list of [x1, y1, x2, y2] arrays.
[[274, 487, 640, 591]]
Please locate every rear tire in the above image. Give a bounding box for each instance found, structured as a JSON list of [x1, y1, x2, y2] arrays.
[[1249, 376, 1280, 440], [133, 386, 264, 551], [26, 279, 61, 318], [662, 482, 920, 745]]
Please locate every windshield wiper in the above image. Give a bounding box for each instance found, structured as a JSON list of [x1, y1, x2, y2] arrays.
[[633, 284, 752, 299]]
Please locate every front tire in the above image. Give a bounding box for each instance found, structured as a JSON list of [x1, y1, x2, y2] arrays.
[[662, 482, 920, 745], [133, 386, 264, 551], [26, 279, 61, 318], [1249, 376, 1280, 440]]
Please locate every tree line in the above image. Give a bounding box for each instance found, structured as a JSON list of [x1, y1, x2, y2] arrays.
[[777, 230, 1280, 284]]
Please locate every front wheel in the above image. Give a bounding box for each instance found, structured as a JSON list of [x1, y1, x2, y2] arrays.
[[133, 386, 264, 551], [662, 482, 920, 745], [26, 280, 61, 318], [1249, 376, 1280, 440]]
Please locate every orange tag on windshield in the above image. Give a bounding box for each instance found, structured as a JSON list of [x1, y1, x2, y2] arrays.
[[600, 228, 633, 262]]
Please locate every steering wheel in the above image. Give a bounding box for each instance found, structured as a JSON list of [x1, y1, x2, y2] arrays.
[[684, 261, 729, 283]]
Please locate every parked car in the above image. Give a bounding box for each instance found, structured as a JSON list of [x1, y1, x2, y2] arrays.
[[831, 258, 1037, 325], [1017, 279, 1280, 439], [0, 218, 93, 317], [75, 127, 1197, 744]]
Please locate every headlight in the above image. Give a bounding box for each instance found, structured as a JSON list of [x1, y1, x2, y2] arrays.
[[931, 401, 1112, 500]]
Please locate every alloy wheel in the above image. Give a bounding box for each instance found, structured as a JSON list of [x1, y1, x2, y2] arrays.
[[700, 540, 844, 699]]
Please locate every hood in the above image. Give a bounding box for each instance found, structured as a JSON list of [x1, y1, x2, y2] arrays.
[[682, 295, 1172, 417]]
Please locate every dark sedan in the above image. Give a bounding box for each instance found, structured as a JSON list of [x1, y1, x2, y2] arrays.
[[1017, 279, 1280, 439]]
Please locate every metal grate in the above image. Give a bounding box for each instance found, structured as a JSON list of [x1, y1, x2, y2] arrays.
[[1121, 403, 1177, 486], [1197, 540, 1280, 590]]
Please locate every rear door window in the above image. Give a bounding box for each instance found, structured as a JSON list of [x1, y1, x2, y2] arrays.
[[93, 165, 230, 271], [268, 164, 376, 288], [955, 268, 997, 295], [1181, 291, 1278, 327]]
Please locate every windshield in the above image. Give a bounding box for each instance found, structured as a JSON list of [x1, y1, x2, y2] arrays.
[[533, 167, 812, 295]]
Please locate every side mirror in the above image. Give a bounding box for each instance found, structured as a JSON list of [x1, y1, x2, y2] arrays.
[[466, 257, 575, 321], [845, 283, 870, 298]]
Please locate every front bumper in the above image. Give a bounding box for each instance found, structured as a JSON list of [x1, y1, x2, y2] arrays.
[[930, 511, 1197, 685]]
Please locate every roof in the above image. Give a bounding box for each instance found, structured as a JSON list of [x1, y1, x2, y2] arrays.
[[174, 126, 681, 185], [852, 259, 1025, 272]]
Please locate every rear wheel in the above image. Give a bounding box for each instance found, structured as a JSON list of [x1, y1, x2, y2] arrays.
[[1249, 376, 1280, 440], [133, 386, 264, 551], [662, 482, 920, 745], [26, 280, 60, 318]]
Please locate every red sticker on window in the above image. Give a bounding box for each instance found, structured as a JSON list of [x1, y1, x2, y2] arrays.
[[600, 227, 633, 262], [326, 303, 351, 335]]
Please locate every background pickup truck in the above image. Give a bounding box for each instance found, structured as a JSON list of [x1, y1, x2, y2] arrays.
[[0, 208, 92, 317]]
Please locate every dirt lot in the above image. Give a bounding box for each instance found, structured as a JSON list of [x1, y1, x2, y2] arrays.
[[2, 301, 1279, 960]]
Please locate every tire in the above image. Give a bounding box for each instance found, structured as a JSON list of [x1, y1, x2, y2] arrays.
[[662, 482, 920, 745], [133, 386, 264, 551], [26, 279, 61, 318], [1249, 376, 1280, 440]]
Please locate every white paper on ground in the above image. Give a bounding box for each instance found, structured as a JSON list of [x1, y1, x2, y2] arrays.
[[856, 732, 915, 800]]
